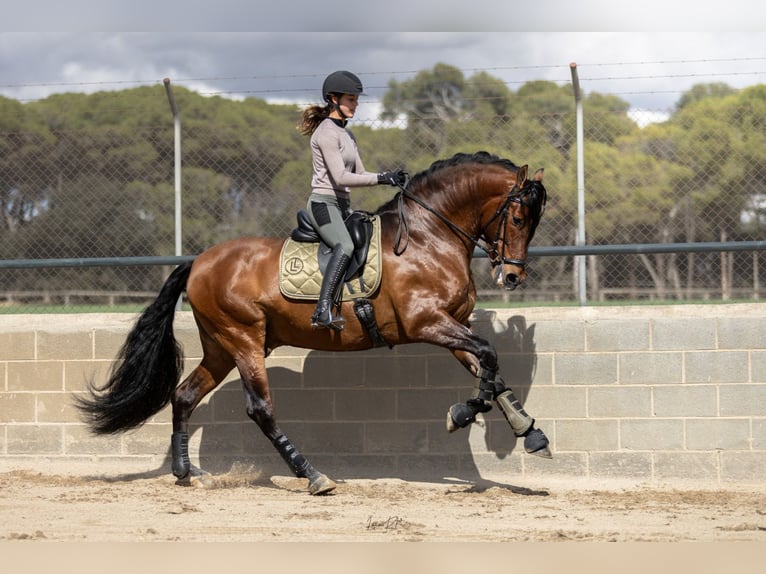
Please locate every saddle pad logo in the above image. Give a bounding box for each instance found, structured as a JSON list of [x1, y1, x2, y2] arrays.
[[285, 257, 304, 275], [279, 216, 382, 301]]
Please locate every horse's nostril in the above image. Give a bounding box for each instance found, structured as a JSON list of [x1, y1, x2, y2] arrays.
[[504, 273, 520, 290]]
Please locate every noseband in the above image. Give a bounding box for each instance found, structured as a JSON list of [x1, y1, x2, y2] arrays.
[[393, 181, 529, 270]]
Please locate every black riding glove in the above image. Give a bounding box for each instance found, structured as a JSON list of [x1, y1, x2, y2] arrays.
[[377, 169, 408, 187]]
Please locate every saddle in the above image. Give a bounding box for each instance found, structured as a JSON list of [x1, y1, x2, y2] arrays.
[[280, 209, 389, 348], [290, 209, 373, 280], [279, 210, 382, 301]]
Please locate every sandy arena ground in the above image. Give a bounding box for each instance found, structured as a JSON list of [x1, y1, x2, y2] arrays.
[[1, 466, 765, 543]]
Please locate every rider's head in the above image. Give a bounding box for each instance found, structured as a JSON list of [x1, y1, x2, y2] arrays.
[[322, 71, 364, 121]]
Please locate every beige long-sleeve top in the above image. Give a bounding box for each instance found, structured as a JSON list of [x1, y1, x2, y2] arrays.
[[310, 118, 378, 199]]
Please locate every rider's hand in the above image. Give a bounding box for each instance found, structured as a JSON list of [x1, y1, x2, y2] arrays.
[[377, 169, 408, 187]]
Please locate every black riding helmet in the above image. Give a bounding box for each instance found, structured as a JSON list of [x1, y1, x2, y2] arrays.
[[322, 70, 364, 103]]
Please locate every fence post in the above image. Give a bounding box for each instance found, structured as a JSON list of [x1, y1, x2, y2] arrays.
[[570, 62, 587, 306], [164, 78, 183, 310]]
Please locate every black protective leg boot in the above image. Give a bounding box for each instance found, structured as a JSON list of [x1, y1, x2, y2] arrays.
[[311, 245, 351, 330]]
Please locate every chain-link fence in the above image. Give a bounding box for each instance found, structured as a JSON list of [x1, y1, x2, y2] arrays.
[[1, 80, 765, 312]]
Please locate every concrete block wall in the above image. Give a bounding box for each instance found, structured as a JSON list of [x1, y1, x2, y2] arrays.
[[1, 304, 764, 487]]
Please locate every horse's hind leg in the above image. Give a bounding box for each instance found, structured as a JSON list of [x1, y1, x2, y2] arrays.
[[238, 354, 336, 495], [171, 342, 235, 485]]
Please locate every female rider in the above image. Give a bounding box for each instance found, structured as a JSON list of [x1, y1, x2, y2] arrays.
[[297, 70, 407, 330]]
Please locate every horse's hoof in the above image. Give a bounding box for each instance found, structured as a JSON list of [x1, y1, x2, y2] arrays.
[[523, 428, 553, 459], [175, 466, 214, 488], [308, 474, 337, 495]]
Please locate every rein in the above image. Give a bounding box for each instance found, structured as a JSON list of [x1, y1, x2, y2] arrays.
[[393, 182, 526, 268]]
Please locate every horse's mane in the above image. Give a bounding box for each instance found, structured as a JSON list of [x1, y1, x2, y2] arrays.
[[375, 151, 527, 215]]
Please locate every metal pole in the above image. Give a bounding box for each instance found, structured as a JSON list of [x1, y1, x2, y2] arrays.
[[164, 78, 183, 310], [570, 63, 587, 306], [164, 78, 182, 259]]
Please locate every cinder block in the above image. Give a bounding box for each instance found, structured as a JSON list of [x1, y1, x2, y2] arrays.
[[334, 389, 396, 421], [6, 425, 62, 454], [524, 451, 588, 477], [555, 419, 619, 452], [123, 423, 173, 455], [0, 392, 36, 423], [555, 353, 618, 385], [92, 329, 130, 360], [64, 425, 122, 455], [586, 319, 651, 351], [36, 392, 82, 423], [302, 353, 366, 388], [265, 357, 305, 388], [751, 351, 766, 383], [63, 361, 111, 393], [685, 351, 749, 384], [426, 421, 474, 455], [37, 331, 93, 360], [397, 388, 462, 421], [686, 419, 751, 450], [523, 385, 587, 419], [717, 317, 766, 350], [719, 384, 766, 416], [203, 421, 248, 455], [529, 320, 585, 352], [721, 451, 766, 482], [8, 362, 64, 392], [589, 387, 652, 418], [271, 388, 335, 422], [654, 452, 719, 482], [620, 352, 683, 385], [209, 386, 251, 423], [288, 421, 365, 454], [753, 419, 766, 450], [365, 421, 428, 454], [332, 454, 398, 479], [397, 454, 462, 480], [425, 355, 474, 388], [653, 385, 718, 417], [620, 419, 684, 450], [652, 318, 716, 350], [0, 332, 35, 360], [466, 451, 524, 480], [589, 452, 653, 480], [363, 356, 427, 388], [490, 352, 552, 391]]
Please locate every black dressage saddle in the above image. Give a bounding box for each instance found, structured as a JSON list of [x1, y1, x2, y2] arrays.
[[290, 209, 374, 281]]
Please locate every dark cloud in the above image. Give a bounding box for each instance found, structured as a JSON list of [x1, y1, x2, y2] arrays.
[[1, 32, 764, 113]]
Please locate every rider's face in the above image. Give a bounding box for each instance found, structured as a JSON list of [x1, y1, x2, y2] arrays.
[[331, 93, 359, 119]]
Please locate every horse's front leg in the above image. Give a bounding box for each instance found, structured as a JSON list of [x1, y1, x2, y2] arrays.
[[447, 344, 552, 459]]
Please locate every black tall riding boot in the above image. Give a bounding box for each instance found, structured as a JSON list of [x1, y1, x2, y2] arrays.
[[311, 245, 351, 330]]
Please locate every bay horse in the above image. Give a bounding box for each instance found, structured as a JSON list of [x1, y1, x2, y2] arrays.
[[75, 151, 550, 495]]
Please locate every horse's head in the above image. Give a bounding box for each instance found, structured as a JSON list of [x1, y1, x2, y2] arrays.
[[483, 164, 547, 290]]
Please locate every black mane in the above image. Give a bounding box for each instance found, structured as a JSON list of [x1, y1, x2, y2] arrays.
[[375, 151, 520, 215]]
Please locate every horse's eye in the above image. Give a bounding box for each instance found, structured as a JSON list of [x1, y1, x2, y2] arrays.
[[512, 216, 523, 227]]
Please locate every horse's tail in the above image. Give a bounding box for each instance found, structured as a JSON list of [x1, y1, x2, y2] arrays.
[[75, 261, 194, 435]]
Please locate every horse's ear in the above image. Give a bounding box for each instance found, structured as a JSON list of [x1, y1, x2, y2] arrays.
[[517, 165, 528, 186], [533, 168, 544, 182]]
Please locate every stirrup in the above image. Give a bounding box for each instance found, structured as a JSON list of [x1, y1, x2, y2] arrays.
[[311, 302, 345, 331]]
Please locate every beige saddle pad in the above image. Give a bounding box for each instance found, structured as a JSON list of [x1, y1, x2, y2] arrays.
[[279, 215, 382, 301]]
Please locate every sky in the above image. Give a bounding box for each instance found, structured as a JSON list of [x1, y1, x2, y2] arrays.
[[1, 4, 765, 122]]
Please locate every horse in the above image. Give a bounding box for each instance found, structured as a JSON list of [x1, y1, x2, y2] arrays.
[[75, 151, 550, 495]]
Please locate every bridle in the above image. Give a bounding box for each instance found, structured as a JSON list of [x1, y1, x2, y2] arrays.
[[393, 180, 530, 270]]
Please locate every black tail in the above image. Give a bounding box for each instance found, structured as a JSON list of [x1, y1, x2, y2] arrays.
[[75, 261, 194, 434]]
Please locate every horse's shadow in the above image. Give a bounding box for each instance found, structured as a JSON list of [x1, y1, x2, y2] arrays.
[[138, 311, 544, 495]]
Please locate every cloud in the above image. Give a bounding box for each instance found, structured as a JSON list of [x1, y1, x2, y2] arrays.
[[1, 32, 764, 114]]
